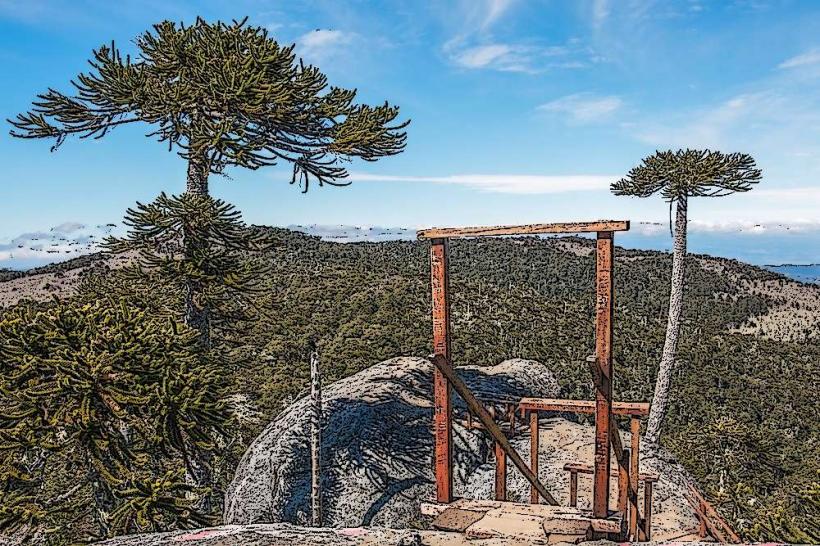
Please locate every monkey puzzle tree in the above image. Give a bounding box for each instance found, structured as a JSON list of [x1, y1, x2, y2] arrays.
[[9, 17, 409, 339], [612, 149, 761, 445], [0, 299, 227, 540]]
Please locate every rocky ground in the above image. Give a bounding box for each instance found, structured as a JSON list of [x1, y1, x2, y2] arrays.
[[94, 523, 735, 545], [225, 357, 704, 542]]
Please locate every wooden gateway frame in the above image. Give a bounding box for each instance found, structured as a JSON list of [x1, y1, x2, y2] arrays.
[[418, 220, 649, 538]]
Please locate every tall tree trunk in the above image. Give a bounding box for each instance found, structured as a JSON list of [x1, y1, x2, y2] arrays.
[[183, 151, 213, 512], [186, 152, 210, 196], [645, 195, 688, 445], [310, 349, 323, 527], [183, 152, 211, 348]]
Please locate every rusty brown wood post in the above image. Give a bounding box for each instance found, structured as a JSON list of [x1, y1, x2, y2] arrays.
[[629, 417, 641, 539], [618, 448, 631, 516], [530, 411, 539, 504], [644, 480, 654, 541], [698, 500, 708, 538], [594, 231, 614, 518], [431, 238, 453, 503], [494, 441, 507, 501], [569, 470, 578, 507]]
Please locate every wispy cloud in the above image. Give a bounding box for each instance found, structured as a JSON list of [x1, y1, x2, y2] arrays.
[[591, 0, 610, 28], [632, 91, 815, 149], [631, 219, 820, 235], [347, 172, 616, 193], [448, 43, 550, 73], [296, 29, 356, 65], [538, 93, 623, 123], [778, 49, 820, 69], [481, 0, 515, 29], [443, 0, 593, 73]]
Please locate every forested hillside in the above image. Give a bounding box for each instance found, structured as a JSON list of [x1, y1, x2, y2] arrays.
[[1, 229, 817, 541]]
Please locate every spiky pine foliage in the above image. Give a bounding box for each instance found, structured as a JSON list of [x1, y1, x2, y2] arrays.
[[0, 299, 229, 542], [102, 192, 272, 349], [752, 476, 820, 543], [8, 17, 409, 194], [612, 149, 762, 446], [611, 149, 762, 200]]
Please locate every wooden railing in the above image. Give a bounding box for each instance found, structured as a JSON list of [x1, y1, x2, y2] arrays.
[[685, 483, 742, 543], [518, 397, 654, 541]]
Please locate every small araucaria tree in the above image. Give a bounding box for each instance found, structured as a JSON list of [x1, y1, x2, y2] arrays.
[[9, 17, 409, 339], [612, 149, 761, 445]]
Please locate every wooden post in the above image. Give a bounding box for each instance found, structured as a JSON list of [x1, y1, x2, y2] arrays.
[[431, 239, 453, 503], [618, 448, 631, 515], [698, 500, 708, 538], [530, 411, 539, 504], [309, 349, 322, 527], [644, 480, 654, 541], [629, 417, 640, 539], [569, 470, 578, 507], [494, 441, 507, 501], [593, 231, 614, 518]]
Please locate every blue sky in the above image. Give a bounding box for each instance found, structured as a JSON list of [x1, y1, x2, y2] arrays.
[[1, 0, 819, 267]]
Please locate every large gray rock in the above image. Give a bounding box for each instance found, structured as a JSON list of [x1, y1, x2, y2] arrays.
[[224, 357, 559, 528]]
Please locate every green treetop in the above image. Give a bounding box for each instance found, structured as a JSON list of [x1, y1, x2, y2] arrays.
[[9, 17, 409, 194]]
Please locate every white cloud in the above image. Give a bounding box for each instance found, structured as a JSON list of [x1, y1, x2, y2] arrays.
[[347, 172, 616, 193], [778, 49, 820, 69], [0, 222, 120, 269], [296, 29, 355, 64], [633, 91, 811, 149], [686, 219, 820, 234], [453, 44, 512, 68], [631, 219, 820, 235], [482, 0, 515, 29], [446, 39, 579, 73], [537, 93, 623, 123], [450, 43, 540, 72], [592, 0, 610, 28]]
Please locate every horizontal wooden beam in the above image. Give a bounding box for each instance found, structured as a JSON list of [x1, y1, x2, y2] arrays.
[[519, 398, 650, 416], [417, 220, 630, 240], [563, 462, 658, 483]]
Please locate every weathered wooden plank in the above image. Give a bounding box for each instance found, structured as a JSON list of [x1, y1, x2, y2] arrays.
[[430, 239, 453, 503], [430, 354, 559, 505], [618, 448, 630, 514], [686, 484, 742, 543], [594, 231, 614, 519], [564, 462, 658, 484], [519, 398, 650, 416], [629, 417, 640, 540], [644, 481, 654, 541], [530, 411, 539, 504], [494, 441, 507, 501], [417, 220, 630, 239]]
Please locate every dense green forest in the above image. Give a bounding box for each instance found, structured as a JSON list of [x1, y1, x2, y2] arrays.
[[1, 228, 818, 542]]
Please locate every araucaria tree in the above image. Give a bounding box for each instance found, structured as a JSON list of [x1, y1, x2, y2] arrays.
[[612, 149, 761, 445], [0, 299, 228, 541], [9, 17, 409, 339]]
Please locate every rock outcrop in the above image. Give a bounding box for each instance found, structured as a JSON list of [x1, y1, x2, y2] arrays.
[[224, 357, 560, 528]]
